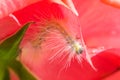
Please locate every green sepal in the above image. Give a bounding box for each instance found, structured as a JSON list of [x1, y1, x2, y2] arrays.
[[0, 23, 31, 62], [9, 60, 36, 80], [0, 64, 10, 80], [0, 22, 36, 80]]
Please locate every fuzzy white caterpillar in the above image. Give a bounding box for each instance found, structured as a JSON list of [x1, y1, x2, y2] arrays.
[[29, 21, 97, 72]]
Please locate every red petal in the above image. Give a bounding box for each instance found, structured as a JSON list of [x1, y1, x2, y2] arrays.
[[93, 48, 120, 79], [13, 1, 64, 24], [21, 48, 120, 80], [0, 0, 39, 19], [73, 0, 120, 49], [0, 16, 20, 41]]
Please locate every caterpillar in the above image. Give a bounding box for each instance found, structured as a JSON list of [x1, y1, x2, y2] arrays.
[[29, 21, 84, 67], [27, 19, 96, 72], [32, 20, 84, 54]]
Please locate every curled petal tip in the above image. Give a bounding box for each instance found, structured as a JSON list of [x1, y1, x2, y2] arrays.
[[9, 14, 21, 26], [51, 0, 79, 16], [101, 0, 120, 8]]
